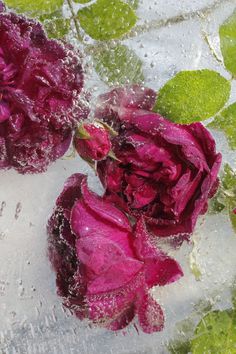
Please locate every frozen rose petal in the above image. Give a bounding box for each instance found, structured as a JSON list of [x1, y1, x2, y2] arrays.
[[71, 199, 135, 257], [95, 85, 157, 123], [134, 219, 183, 286], [107, 306, 135, 331], [81, 179, 132, 232], [0, 11, 86, 174], [0, 102, 10, 123], [96, 86, 221, 240], [137, 294, 164, 334], [56, 173, 85, 211], [48, 174, 183, 333]]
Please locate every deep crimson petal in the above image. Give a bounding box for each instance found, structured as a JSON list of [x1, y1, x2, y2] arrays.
[[56, 173, 85, 210], [127, 113, 209, 171], [80, 179, 132, 232], [71, 199, 135, 257], [0, 11, 87, 173], [134, 218, 183, 287], [48, 174, 184, 333], [107, 305, 135, 331], [95, 85, 157, 123], [137, 294, 164, 334], [96, 86, 221, 240]]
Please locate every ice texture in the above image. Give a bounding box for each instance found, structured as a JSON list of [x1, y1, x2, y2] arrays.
[[1, 0, 236, 353]]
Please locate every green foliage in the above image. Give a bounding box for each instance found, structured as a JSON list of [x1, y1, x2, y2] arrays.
[[94, 44, 144, 86], [153, 70, 230, 123], [191, 310, 236, 354], [220, 11, 236, 77], [208, 102, 236, 150], [168, 339, 191, 354], [4, 0, 63, 16], [209, 164, 236, 233], [77, 0, 137, 40], [43, 18, 70, 39], [126, 0, 139, 9]]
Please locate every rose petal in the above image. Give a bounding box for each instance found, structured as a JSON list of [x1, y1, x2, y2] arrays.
[[81, 179, 132, 232], [137, 294, 164, 334], [56, 173, 85, 210], [134, 218, 183, 286]]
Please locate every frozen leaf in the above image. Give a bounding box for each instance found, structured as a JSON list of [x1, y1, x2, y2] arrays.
[[126, 0, 139, 9], [209, 165, 236, 233], [4, 0, 63, 16], [191, 310, 236, 353], [168, 340, 191, 354], [222, 164, 236, 192], [208, 194, 226, 214], [94, 44, 144, 86], [77, 0, 137, 40], [208, 102, 236, 150], [43, 18, 70, 39], [153, 70, 230, 123], [220, 11, 236, 77], [229, 202, 236, 233]]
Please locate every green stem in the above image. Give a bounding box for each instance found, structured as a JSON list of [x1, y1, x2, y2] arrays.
[[66, 0, 83, 42], [203, 32, 223, 65], [123, 0, 235, 40]]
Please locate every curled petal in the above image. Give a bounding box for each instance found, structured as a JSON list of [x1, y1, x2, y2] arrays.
[[134, 218, 183, 287], [137, 294, 164, 334]]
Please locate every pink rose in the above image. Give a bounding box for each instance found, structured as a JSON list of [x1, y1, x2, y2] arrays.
[[96, 86, 222, 239], [0, 6, 87, 173], [74, 122, 111, 161], [48, 174, 183, 333]]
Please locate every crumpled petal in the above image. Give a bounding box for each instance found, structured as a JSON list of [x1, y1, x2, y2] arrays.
[[134, 218, 183, 287], [48, 174, 183, 333], [0, 11, 87, 173], [137, 294, 164, 334], [96, 86, 222, 240]]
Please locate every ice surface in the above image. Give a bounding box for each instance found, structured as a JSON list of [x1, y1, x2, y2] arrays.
[[1, 0, 236, 353]]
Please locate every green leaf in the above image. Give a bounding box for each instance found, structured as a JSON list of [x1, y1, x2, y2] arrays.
[[220, 11, 236, 77], [208, 193, 226, 214], [222, 164, 236, 191], [191, 310, 236, 354], [43, 18, 70, 39], [94, 44, 144, 86], [126, 0, 139, 9], [208, 102, 236, 150], [229, 201, 236, 233], [153, 70, 231, 123], [5, 0, 63, 16], [168, 340, 191, 354], [77, 0, 137, 40]]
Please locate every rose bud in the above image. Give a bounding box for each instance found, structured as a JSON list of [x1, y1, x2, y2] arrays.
[[95, 85, 222, 240], [48, 173, 183, 333], [74, 122, 112, 161], [0, 7, 88, 173]]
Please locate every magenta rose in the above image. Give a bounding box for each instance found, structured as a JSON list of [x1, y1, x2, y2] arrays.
[[0, 6, 87, 173], [48, 173, 183, 333], [74, 122, 111, 161], [95, 86, 222, 239]]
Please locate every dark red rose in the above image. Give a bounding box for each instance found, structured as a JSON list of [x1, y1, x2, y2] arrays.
[[95, 86, 222, 239], [74, 122, 111, 161], [48, 173, 183, 333], [0, 6, 87, 173]]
